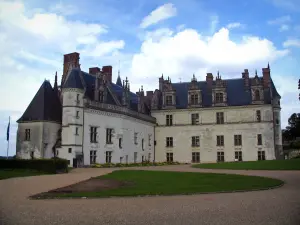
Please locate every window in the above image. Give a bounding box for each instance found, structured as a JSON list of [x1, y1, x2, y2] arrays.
[[99, 91, 104, 102], [216, 112, 224, 124], [258, 151, 266, 160], [76, 94, 80, 101], [234, 135, 242, 146], [30, 151, 34, 159], [134, 152, 137, 163], [235, 151, 243, 161], [217, 152, 224, 162], [142, 139, 144, 150], [166, 153, 173, 162], [216, 92, 223, 103], [192, 152, 200, 163], [148, 134, 151, 146], [166, 137, 173, 147], [254, 90, 260, 101], [142, 155, 144, 162], [134, 132, 138, 145], [257, 134, 262, 145], [256, 110, 261, 122], [25, 129, 30, 141], [106, 128, 113, 144], [217, 135, 224, 146], [90, 150, 97, 164], [76, 111, 79, 118], [67, 160, 70, 165], [75, 127, 79, 135], [191, 94, 198, 105], [90, 127, 97, 143], [119, 138, 122, 149], [276, 119, 280, 125], [191, 113, 199, 125], [120, 157, 123, 163], [166, 115, 173, 126], [166, 95, 172, 105], [192, 136, 200, 147], [105, 151, 112, 163], [68, 148, 72, 153], [148, 153, 151, 162]]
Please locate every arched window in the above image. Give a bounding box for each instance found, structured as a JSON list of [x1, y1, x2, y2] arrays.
[[255, 90, 260, 101]]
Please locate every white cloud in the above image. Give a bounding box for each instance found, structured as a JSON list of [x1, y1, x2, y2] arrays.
[[50, 2, 78, 16], [270, 0, 300, 12], [140, 3, 177, 29], [283, 39, 300, 48], [226, 22, 244, 29], [267, 15, 291, 25], [279, 24, 289, 31]]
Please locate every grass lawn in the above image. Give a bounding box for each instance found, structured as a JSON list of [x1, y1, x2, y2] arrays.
[[35, 170, 283, 198], [192, 159, 300, 170], [0, 169, 49, 180]]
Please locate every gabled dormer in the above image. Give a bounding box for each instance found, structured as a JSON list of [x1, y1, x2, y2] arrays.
[[122, 77, 131, 107], [188, 74, 202, 108], [212, 72, 227, 107], [136, 86, 145, 113], [94, 73, 108, 103], [159, 74, 176, 109], [250, 70, 264, 104]]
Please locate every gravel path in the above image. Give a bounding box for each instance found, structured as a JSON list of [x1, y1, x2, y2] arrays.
[[1, 165, 299, 225]]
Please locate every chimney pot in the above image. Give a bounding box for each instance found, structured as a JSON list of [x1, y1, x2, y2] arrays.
[[102, 66, 112, 82]]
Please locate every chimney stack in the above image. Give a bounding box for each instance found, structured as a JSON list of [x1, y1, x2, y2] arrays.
[[206, 73, 213, 86], [262, 66, 270, 88], [89, 67, 101, 75], [102, 66, 112, 83], [242, 69, 249, 87]]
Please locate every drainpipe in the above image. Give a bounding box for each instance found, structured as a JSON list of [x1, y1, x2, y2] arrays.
[[153, 123, 156, 163]]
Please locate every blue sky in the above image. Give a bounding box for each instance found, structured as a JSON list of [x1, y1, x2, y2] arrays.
[[0, 0, 300, 156]]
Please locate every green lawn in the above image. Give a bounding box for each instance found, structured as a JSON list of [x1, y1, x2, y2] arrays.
[[0, 169, 49, 180], [39, 170, 283, 198], [193, 159, 300, 170]]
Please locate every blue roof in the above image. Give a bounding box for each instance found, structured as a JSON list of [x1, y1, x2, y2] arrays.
[[63, 69, 84, 89], [170, 77, 279, 108]]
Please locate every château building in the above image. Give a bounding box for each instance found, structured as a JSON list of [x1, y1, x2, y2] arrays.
[[16, 52, 283, 167]]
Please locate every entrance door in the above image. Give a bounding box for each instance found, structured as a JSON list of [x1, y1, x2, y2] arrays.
[[73, 158, 78, 168]]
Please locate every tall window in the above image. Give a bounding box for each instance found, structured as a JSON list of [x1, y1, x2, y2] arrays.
[[90, 150, 97, 164], [142, 139, 144, 150], [134, 152, 137, 163], [75, 127, 79, 135], [258, 151, 266, 160], [68, 148, 72, 153], [257, 134, 262, 145], [106, 128, 113, 144], [166, 153, 173, 162], [216, 112, 224, 124], [235, 151, 243, 161], [256, 110, 261, 122], [166, 95, 173, 105], [217, 135, 224, 146], [105, 151, 112, 163], [191, 94, 198, 105], [166, 137, 173, 147], [254, 90, 260, 100], [90, 127, 97, 143], [76, 111, 79, 118], [148, 134, 151, 146], [166, 115, 173, 126], [234, 135, 242, 146], [76, 94, 80, 101], [134, 132, 138, 145], [216, 92, 223, 103], [192, 152, 200, 163], [191, 113, 199, 125], [30, 151, 34, 159], [119, 138, 122, 149], [217, 152, 224, 162], [25, 129, 31, 141], [99, 91, 104, 102], [192, 136, 200, 147]]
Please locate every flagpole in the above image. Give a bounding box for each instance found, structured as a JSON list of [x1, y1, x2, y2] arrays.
[[7, 116, 10, 159]]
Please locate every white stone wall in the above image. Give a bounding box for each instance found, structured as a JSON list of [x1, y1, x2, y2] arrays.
[[83, 109, 155, 165], [152, 105, 276, 163], [42, 122, 61, 158]]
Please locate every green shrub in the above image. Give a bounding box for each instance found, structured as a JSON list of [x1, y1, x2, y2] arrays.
[[0, 158, 68, 174], [91, 161, 181, 168]]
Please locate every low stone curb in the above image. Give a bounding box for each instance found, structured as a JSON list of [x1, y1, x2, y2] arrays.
[[29, 181, 285, 200]]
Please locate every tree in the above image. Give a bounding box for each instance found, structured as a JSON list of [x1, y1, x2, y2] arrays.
[[282, 113, 300, 141]]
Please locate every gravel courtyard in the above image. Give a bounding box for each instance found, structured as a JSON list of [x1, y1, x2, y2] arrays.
[[0, 165, 299, 225]]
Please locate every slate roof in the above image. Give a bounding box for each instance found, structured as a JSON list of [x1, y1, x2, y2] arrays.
[[116, 75, 122, 86], [170, 77, 280, 109], [63, 68, 139, 112], [17, 81, 62, 123]]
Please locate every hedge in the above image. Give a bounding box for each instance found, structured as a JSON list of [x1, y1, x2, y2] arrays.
[[91, 161, 181, 168], [0, 158, 69, 174]]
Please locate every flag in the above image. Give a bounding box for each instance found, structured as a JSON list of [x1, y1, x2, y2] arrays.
[[6, 117, 10, 141]]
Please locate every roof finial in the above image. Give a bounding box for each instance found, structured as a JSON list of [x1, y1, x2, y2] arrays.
[[141, 85, 143, 91], [267, 62, 270, 69], [54, 71, 58, 91], [255, 69, 258, 77], [162, 73, 164, 79]]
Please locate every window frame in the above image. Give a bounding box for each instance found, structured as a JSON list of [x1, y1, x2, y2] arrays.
[[106, 128, 113, 144], [166, 152, 173, 162], [192, 152, 200, 163], [166, 114, 173, 126], [90, 150, 97, 164], [166, 137, 173, 147], [191, 136, 200, 147], [217, 135, 224, 146], [234, 135, 242, 146], [105, 151, 112, 163], [217, 151, 224, 162], [216, 112, 224, 124], [191, 113, 199, 125]]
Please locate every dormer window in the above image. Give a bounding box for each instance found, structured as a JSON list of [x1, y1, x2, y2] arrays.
[[166, 95, 172, 106], [254, 90, 260, 101], [191, 94, 198, 105], [216, 93, 223, 103]]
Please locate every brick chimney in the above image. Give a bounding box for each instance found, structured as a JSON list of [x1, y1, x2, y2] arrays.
[[242, 69, 249, 87], [262, 67, 270, 88], [206, 73, 213, 86], [102, 66, 112, 83], [62, 52, 80, 85], [89, 67, 101, 75]]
